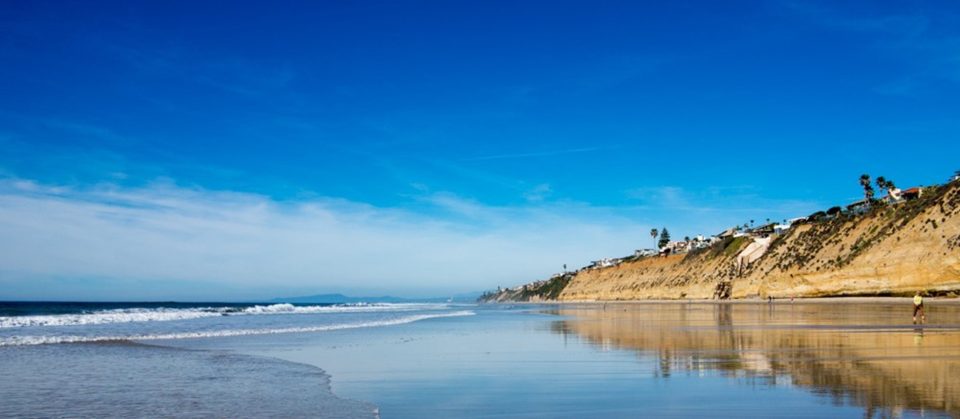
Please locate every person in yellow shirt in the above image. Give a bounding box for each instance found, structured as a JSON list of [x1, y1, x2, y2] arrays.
[[913, 291, 925, 324]]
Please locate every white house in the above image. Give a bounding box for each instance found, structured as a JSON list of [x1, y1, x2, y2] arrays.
[[662, 241, 691, 254], [773, 223, 792, 234], [591, 258, 621, 269], [635, 249, 658, 258], [886, 187, 903, 203]]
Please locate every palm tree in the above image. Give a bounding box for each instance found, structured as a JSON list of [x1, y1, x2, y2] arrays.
[[859, 174, 875, 201], [876, 176, 898, 200], [650, 228, 658, 249]]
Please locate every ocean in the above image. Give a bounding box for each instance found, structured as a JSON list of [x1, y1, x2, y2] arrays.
[[0, 301, 469, 418], [1, 301, 958, 418]]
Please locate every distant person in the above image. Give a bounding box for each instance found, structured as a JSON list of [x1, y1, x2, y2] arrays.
[[913, 291, 926, 324]]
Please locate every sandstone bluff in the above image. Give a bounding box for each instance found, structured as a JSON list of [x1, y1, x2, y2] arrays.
[[482, 180, 960, 302]]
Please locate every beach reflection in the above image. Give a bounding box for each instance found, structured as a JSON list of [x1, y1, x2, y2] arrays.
[[550, 302, 960, 417]]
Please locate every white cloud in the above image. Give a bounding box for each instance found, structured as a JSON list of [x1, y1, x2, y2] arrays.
[[0, 178, 652, 299], [523, 184, 552, 203]]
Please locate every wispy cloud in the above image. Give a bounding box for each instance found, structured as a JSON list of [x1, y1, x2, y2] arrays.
[[0, 178, 653, 299], [523, 184, 552, 203]]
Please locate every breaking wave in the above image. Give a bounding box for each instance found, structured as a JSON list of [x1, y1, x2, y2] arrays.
[[0, 303, 450, 328], [0, 310, 475, 346]]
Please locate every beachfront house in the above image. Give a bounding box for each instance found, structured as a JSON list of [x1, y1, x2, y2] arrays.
[[607, 258, 623, 267], [846, 199, 871, 215], [635, 248, 658, 258], [750, 223, 777, 237], [684, 235, 716, 251], [589, 258, 622, 269], [774, 223, 792, 235], [885, 187, 904, 203], [662, 241, 691, 255], [900, 187, 923, 201], [689, 240, 710, 251], [715, 227, 738, 239]]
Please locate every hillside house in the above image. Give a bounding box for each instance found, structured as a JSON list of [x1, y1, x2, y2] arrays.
[[635, 248, 658, 258], [686, 235, 717, 250], [689, 240, 711, 251], [662, 241, 691, 254], [900, 187, 923, 201], [846, 199, 871, 215], [715, 227, 738, 239], [885, 187, 903, 203], [774, 223, 792, 235], [750, 223, 777, 237], [589, 258, 622, 269]]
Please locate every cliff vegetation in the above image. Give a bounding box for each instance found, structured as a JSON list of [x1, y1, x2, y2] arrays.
[[481, 179, 960, 302]]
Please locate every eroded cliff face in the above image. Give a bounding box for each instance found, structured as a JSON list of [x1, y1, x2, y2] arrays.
[[558, 245, 742, 300], [544, 181, 960, 301]]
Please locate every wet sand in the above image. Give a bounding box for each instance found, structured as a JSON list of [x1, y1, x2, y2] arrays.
[[558, 296, 960, 304], [553, 301, 960, 416], [0, 341, 376, 418], [181, 301, 960, 418]]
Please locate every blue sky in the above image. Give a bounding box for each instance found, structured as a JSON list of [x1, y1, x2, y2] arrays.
[[1, 1, 958, 300]]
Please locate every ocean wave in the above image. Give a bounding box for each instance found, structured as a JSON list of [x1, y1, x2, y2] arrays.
[[237, 303, 447, 314], [0, 310, 475, 346], [0, 303, 451, 328]]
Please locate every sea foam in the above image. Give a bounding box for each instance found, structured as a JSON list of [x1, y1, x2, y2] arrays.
[[0, 310, 475, 346], [0, 303, 450, 328]]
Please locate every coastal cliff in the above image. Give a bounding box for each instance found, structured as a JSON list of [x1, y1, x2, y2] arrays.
[[482, 180, 960, 302]]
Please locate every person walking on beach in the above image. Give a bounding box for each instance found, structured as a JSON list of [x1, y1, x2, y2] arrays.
[[913, 291, 926, 324]]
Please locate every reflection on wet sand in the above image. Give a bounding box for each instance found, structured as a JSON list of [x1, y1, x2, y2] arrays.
[[550, 302, 960, 417]]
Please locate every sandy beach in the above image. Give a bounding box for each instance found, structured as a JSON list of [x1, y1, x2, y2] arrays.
[[529, 296, 960, 305], [159, 301, 960, 418]]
